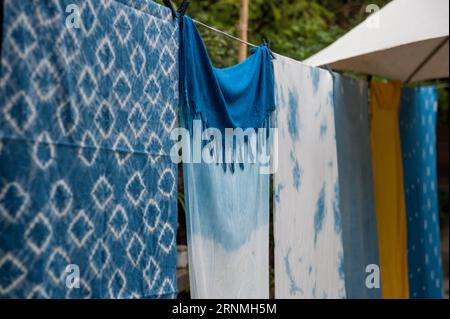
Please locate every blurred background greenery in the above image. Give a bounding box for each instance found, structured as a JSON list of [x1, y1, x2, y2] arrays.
[[157, 0, 447, 118], [157, 0, 390, 66]]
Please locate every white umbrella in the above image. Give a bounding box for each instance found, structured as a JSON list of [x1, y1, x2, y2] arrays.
[[303, 0, 449, 82]]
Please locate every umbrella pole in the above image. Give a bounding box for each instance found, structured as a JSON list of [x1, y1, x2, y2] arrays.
[[405, 36, 449, 83]]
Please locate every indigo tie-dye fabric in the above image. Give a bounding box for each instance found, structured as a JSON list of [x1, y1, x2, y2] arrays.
[[399, 86, 444, 299], [0, 0, 178, 298], [273, 55, 346, 299], [333, 74, 381, 299], [180, 17, 272, 299]]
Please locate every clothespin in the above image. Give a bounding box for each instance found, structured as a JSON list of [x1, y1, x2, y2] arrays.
[[177, 0, 190, 16], [163, 0, 177, 19], [324, 64, 334, 78], [163, 0, 190, 19], [263, 38, 276, 60]]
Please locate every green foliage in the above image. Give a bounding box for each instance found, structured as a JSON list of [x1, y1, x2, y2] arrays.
[[437, 85, 449, 124], [157, 0, 390, 66], [159, 0, 449, 119]]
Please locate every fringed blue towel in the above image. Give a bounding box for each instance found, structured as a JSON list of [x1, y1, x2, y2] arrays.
[[400, 86, 444, 299], [0, 0, 178, 298], [179, 16, 275, 132], [333, 74, 381, 299], [273, 56, 346, 299], [179, 16, 274, 298]]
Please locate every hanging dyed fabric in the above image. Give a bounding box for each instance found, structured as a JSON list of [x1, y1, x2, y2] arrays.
[[370, 81, 409, 299], [179, 16, 274, 299], [0, 0, 178, 298], [333, 74, 381, 299], [399, 86, 444, 299], [273, 55, 346, 299]]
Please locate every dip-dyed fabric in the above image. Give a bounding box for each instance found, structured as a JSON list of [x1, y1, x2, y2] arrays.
[[180, 16, 273, 298], [333, 74, 381, 299], [273, 55, 346, 299], [0, 0, 178, 298], [182, 158, 270, 299], [400, 86, 444, 299], [370, 82, 409, 299]]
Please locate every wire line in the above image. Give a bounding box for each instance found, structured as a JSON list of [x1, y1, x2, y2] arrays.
[[192, 18, 258, 49]]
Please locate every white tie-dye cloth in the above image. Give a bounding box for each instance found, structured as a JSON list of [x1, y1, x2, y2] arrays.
[[273, 55, 346, 299]]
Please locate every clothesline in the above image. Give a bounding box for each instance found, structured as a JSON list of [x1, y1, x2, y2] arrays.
[[192, 18, 259, 49], [191, 19, 337, 78], [192, 18, 306, 64], [192, 19, 450, 89], [191, 19, 354, 75]]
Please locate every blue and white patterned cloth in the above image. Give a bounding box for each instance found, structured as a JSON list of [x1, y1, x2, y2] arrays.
[[399, 86, 444, 299], [273, 55, 346, 299], [333, 74, 381, 299], [0, 0, 178, 298]]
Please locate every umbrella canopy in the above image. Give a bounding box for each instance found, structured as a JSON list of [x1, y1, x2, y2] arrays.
[[303, 0, 449, 82]]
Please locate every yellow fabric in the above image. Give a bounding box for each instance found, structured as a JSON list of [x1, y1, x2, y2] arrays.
[[370, 82, 409, 299]]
